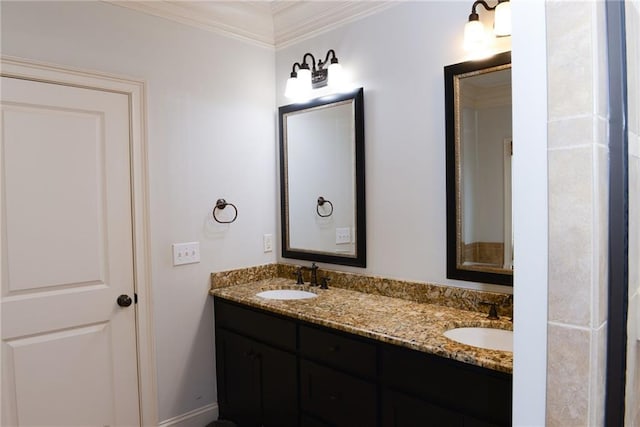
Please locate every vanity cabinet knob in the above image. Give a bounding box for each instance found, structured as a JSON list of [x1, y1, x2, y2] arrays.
[[244, 350, 261, 360], [328, 392, 341, 402], [328, 345, 340, 352]]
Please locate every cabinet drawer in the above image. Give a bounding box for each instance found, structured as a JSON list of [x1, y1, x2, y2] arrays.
[[299, 324, 377, 377], [381, 388, 463, 427], [381, 346, 511, 426], [301, 360, 377, 427], [301, 414, 333, 427], [214, 298, 296, 351]]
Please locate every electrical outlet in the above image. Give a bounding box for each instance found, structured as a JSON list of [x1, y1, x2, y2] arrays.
[[263, 234, 273, 252], [172, 242, 200, 266], [336, 227, 351, 245]]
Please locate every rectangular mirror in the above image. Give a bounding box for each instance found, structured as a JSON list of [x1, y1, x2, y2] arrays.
[[279, 88, 366, 267], [445, 52, 513, 286]]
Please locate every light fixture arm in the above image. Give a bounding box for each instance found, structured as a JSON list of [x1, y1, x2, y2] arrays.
[[318, 49, 339, 69], [289, 62, 302, 78], [301, 52, 317, 72], [468, 0, 508, 20], [469, 0, 494, 21], [284, 49, 344, 98]]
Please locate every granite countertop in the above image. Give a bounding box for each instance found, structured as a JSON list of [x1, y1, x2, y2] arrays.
[[210, 278, 513, 374]]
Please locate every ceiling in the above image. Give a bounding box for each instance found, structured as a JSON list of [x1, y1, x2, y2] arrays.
[[105, 1, 396, 49]]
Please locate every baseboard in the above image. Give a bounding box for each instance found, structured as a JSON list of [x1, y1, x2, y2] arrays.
[[158, 403, 218, 427]]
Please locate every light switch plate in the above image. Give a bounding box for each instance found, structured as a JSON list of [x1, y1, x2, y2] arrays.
[[172, 242, 200, 266], [336, 227, 351, 245]]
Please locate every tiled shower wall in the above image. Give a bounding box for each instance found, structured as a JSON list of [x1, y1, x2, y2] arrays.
[[626, 1, 640, 425], [545, 1, 609, 425]]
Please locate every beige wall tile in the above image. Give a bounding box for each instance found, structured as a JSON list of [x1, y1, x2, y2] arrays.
[[546, 1, 594, 119], [626, 293, 640, 426], [626, 1, 639, 135], [548, 116, 593, 150], [590, 323, 607, 425], [630, 155, 639, 298], [595, 1, 608, 118], [548, 147, 593, 326], [628, 152, 640, 425], [625, 1, 639, 418], [546, 324, 590, 426], [595, 145, 609, 327]]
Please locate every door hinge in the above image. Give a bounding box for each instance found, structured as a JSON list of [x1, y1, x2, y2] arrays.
[[134, 293, 138, 304]]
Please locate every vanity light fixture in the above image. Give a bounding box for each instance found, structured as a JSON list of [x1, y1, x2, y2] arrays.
[[464, 0, 511, 52], [284, 49, 345, 100]]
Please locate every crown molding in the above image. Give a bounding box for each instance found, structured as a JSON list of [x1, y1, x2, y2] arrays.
[[103, 1, 398, 49], [273, 1, 396, 49], [104, 1, 275, 49]]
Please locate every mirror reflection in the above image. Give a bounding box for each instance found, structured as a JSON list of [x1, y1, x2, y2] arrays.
[[279, 88, 366, 267], [445, 52, 513, 286]]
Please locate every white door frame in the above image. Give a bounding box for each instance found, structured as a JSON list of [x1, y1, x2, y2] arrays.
[[0, 55, 158, 426]]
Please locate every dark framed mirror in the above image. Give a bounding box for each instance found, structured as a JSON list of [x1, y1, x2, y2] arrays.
[[279, 88, 366, 267], [445, 52, 513, 286]]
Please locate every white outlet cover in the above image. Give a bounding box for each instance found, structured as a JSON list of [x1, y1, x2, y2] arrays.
[[263, 234, 273, 253], [172, 242, 200, 266]]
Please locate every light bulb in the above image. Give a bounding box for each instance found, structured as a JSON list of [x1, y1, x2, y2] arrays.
[[328, 62, 345, 90], [464, 20, 486, 52], [494, 1, 511, 36], [297, 68, 312, 95], [284, 76, 300, 99]]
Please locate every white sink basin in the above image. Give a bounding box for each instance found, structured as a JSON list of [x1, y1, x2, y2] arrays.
[[443, 327, 513, 352], [256, 289, 318, 300]]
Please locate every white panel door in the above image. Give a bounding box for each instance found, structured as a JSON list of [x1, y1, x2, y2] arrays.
[[1, 76, 140, 426]]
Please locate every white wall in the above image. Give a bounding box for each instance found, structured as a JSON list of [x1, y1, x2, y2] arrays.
[[275, 2, 511, 293], [0, 1, 276, 423], [511, 1, 548, 424], [475, 104, 511, 242]]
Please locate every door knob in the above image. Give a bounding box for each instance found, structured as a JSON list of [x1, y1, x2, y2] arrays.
[[117, 294, 132, 307]]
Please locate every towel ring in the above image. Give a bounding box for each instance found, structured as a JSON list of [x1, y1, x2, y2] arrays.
[[213, 199, 238, 224], [316, 196, 333, 218]]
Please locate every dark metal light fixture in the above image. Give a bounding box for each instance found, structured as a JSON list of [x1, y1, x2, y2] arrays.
[[284, 49, 345, 99], [464, 0, 511, 52]]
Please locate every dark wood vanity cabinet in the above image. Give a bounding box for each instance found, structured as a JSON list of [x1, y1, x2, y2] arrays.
[[215, 300, 298, 427], [381, 388, 463, 427], [381, 345, 511, 427], [216, 329, 298, 426], [298, 324, 378, 426], [214, 298, 512, 427]]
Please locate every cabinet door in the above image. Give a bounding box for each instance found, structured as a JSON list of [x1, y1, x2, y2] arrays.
[[216, 330, 262, 426], [259, 339, 298, 427], [382, 389, 463, 427], [216, 329, 298, 427], [381, 345, 511, 426], [301, 360, 377, 426]]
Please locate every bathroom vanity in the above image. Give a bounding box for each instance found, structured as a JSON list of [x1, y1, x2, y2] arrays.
[[212, 276, 512, 427]]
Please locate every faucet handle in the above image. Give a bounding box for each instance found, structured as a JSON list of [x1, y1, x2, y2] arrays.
[[295, 267, 304, 285], [319, 277, 331, 290], [480, 302, 499, 320]]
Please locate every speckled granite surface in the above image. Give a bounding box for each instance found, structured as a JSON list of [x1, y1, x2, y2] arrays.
[[210, 277, 513, 373], [211, 263, 513, 317]]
